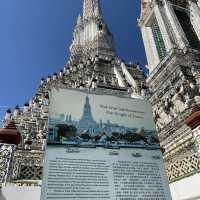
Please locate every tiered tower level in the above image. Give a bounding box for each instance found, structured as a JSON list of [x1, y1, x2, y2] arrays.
[[1, 0, 146, 186], [139, 0, 200, 183]]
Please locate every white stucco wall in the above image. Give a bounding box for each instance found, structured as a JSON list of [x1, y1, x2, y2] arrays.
[[170, 173, 200, 200], [1, 186, 41, 200]]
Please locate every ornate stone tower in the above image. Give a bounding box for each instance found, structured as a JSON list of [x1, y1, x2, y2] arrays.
[[139, 0, 200, 196], [2, 0, 146, 189]]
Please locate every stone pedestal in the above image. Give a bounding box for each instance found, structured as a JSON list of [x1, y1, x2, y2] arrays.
[[166, 103, 200, 200], [186, 103, 200, 155]]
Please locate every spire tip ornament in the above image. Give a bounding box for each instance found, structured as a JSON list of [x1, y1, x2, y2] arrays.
[[83, 0, 102, 19]]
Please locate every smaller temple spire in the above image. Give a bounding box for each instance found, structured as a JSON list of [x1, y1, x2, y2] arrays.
[[76, 14, 82, 27]]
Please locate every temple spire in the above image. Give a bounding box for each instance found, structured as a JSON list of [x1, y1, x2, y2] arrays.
[[83, 0, 102, 19], [70, 0, 116, 62]]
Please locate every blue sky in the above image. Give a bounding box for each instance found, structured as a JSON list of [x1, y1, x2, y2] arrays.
[[0, 0, 147, 124]]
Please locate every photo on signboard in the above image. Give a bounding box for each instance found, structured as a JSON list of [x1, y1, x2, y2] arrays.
[[48, 88, 159, 148]]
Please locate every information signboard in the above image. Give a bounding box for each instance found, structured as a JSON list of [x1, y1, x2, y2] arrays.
[[41, 88, 172, 200]]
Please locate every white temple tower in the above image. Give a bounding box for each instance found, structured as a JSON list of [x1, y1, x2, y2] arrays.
[[139, 0, 200, 199]]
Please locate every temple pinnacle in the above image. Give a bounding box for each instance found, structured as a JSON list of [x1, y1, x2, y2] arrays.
[[83, 0, 102, 19]]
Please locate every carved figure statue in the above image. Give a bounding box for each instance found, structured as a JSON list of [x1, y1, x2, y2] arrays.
[[153, 110, 165, 131], [172, 87, 186, 113]]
